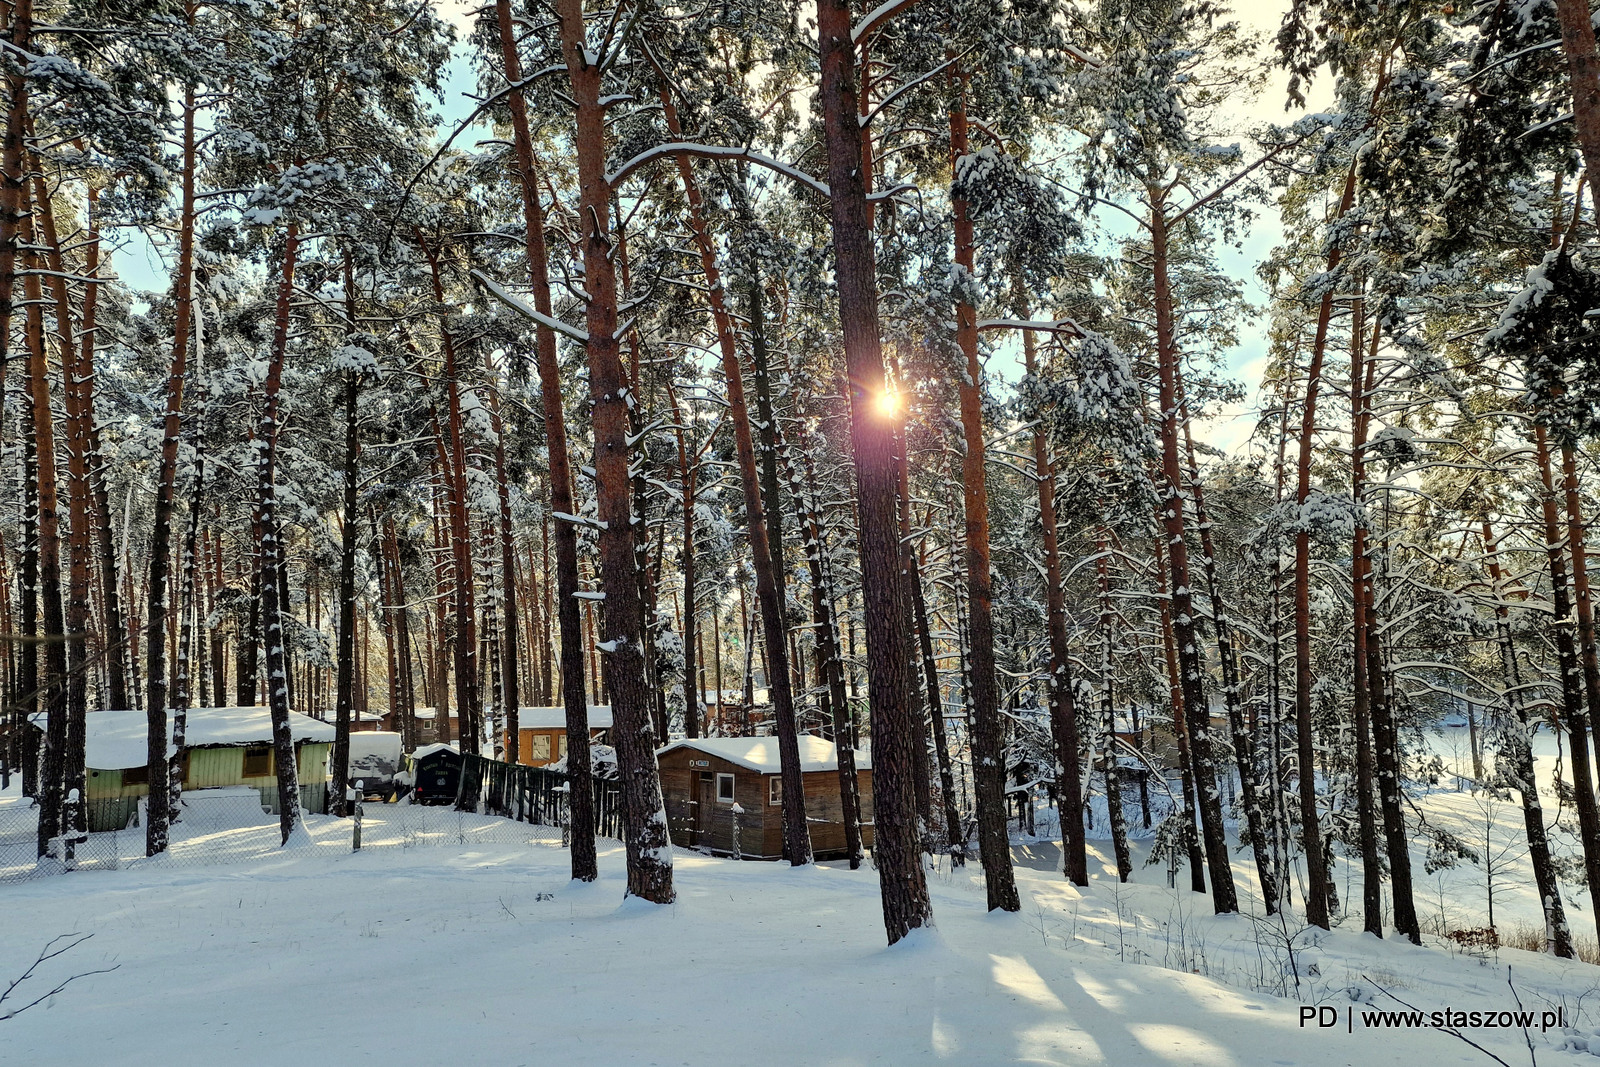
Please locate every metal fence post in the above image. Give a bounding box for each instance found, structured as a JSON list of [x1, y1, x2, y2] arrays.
[[353, 781, 363, 852]]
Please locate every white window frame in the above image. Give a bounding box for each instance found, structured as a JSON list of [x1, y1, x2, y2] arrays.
[[716, 772, 736, 803], [769, 777, 783, 806]]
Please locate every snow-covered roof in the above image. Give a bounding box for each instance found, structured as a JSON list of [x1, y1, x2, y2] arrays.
[[657, 736, 870, 773], [516, 706, 613, 730], [347, 732, 401, 760], [30, 707, 336, 770], [410, 742, 459, 761]]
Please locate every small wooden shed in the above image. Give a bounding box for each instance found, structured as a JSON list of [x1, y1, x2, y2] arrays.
[[45, 706, 335, 830], [406, 743, 463, 805], [657, 736, 873, 860], [506, 706, 612, 767]]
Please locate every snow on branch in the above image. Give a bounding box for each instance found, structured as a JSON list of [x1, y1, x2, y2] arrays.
[[852, 0, 922, 43], [471, 269, 589, 343], [607, 143, 830, 199], [975, 317, 1084, 336]]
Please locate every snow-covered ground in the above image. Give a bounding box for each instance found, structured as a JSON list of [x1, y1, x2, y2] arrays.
[[5, 728, 1600, 1065]]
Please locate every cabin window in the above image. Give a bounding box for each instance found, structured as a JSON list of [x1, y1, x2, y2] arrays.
[[527, 734, 551, 762], [242, 745, 273, 777], [716, 773, 735, 803], [122, 764, 148, 787], [768, 777, 782, 806]]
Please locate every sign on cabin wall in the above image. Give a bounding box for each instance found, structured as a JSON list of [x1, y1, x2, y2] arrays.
[[691, 760, 709, 767]]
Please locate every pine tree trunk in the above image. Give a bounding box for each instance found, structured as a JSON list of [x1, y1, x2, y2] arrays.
[[1020, 308, 1085, 886], [429, 473, 453, 744], [890, 397, 935, 836], [1348, 308, 1383, 937], [72, 184, 130, 710], [785, 421, 865, 866], [1154, 532, 1206, 894], [482, 348, 520, 763], [1560, 441, 1600, 785], [492, 0, 595, 876], [386, 517, 419, 752], [259, 225, 304, 844], [911, 535, 963, 863], [22, 212, 67, 858], [144, 87, 198, 854], [1364, 542, 1419, 942], [667, 383, 702, 739], [1149, 200, 1235, 913], [169, 429, 204, 826], [1178, 394, 1275, 910], [1534, 422, 1600, 936], [950, 69, 1018, 913], [1482, 518, 1574, 957], [0, 0, 31, 386], [1286, 160, 1359, 929], [331, 269, 361, 815], [819, 0, 932, 942], [32, 169, 89, 849], [1554, 0, 1600, 192], [237, 524, 259, 705], [18, 383, 39, 799], [558, 0, 673, 900], [420, 238, 481, 763], [1095, 540, 1132, 881]]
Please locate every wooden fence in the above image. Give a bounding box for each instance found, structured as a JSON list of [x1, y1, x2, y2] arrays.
[[457, 754, 624, 841]]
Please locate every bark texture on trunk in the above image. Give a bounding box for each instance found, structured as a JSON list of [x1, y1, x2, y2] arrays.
[[259, 226, 304, 845], [1287, 160, 1359, 929], [1348, 309, 1382, 937], [1149, 201, 1235, 914], [331, 258, 362, 816], [492, 0, 596, 879], [1021, 310, 1085, 886], [950, 69, 1018, 913], [819, 0, 932, 943], [1482, 519, 1574, 958], [558, 0, 673, 902], [145, 88, 198, 855], [1534, 422, 1600, 937]]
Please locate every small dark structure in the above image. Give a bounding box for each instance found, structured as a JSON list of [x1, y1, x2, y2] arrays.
[[657, 737, 873, 860], [405, 744, 462, 805]]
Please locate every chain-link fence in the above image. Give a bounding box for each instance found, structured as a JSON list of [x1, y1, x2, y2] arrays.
[[0, 784, 575, 887]]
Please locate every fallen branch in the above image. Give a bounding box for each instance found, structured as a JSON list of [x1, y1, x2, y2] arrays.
[[0, 933, 119, 1022]]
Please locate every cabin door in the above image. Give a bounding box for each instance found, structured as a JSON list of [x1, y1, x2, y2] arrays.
[[694, 772, 714, 846]]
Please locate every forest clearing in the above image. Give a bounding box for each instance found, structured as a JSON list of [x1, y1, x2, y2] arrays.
[[5, 732, 1600, 1065]]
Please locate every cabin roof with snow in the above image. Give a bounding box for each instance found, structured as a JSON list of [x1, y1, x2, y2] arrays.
[[657, 736, 871, 773], [30, 707, 335, 770], [516, 706, 613, 730]]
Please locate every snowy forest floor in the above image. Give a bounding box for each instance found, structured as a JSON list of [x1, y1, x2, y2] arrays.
[[5, 729, 1600, 1065]]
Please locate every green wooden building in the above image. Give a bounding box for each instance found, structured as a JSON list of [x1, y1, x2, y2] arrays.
[[34, 707, 335, 831]]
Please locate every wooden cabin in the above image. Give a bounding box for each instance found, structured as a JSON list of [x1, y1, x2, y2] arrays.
[[657, 736, 873, 860], [34, 707, 334, 830], [504, 706, 612, 767], [380, 706, 457, 741], [349, 708, 388, 734]]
